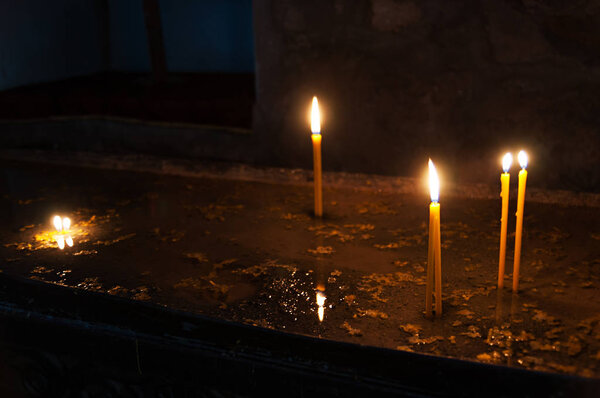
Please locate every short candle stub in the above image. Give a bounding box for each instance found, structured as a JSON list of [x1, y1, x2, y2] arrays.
[[52, 215, 74, 250]]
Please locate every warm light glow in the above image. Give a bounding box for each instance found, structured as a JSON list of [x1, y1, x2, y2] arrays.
[[428, 159, 440, 203], [316, 291, 326, 306], [518, 150, 528, 169], [53, 215, 63, 231], [52, 215, 74, 249], [56, 235, 65, 250], [316, 291, 326, 322], [311, 96, 320, 134], [502, 153, 513, 173]]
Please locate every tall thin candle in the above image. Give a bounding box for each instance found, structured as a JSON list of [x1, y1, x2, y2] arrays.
[[311, 97, 323, 218], [498, 153, 512, 289], [426, 159, 442, 317], [513, 150, 528, 292]]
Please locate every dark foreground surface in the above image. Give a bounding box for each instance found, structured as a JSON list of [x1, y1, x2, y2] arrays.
[[0, 157, 599, 394], [0, 273, 597, 398]]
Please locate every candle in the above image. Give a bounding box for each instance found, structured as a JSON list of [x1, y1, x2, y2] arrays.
[[513, 150, 528, 292], [498, 153, 512, 289], [311, 96, 323, 217], [426, 159, 442, 317], [53, 215, 73, 250]]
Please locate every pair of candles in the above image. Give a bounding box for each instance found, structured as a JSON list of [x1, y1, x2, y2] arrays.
[[53, 215, 74, 250], [309, 97, 443, 317], [498, 151, 529, 292]]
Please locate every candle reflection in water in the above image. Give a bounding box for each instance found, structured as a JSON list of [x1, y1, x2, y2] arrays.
[[316, 287, 326, 322]]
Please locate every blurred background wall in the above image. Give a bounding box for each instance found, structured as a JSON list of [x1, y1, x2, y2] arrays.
[[0, 0, 599, 192], [108, 0, 254, 73], [0, 0, 107, 91], [0, 0, 255, 90], [252, 0, 600, 191]]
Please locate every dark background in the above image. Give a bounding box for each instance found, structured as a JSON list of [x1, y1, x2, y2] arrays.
[[1, 0, 599, 192]]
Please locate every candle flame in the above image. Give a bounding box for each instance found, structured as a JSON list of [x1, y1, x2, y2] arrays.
[[428, 159, 440, 203], [518, 150, 528, 169], [502, 153, 513, 173], [52, 215, 74, 249], [53, 215, 63, 231], [53, 215, 72, 231], [316, 290, 326, 322], [311, 96, 320, 134]]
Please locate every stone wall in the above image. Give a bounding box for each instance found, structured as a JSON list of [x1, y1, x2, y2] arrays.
[[252, 0, 600, 192]]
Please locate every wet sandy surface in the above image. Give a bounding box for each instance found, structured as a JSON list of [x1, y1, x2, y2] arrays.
[[1, 159, 599, 378]]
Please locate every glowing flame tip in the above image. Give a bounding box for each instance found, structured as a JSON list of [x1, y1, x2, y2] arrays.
[[53, 215, 63, 231], [428, 159, 440, 203], [311, 96, 320, 134], [502, 153, 513, 173], [518, 150, 528, 169]]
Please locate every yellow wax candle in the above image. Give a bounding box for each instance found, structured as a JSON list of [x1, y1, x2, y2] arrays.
[[426, 204, 435, 318], [434, 202, 442, 316], [311, 96, 323, 218], [426, 159, 442, 316], [498, 153, 512, 289], [513, 150, 528, 292]]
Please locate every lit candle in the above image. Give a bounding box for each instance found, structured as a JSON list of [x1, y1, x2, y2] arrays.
[[310, 96, 323, 218], [53, 215, 74, 249], [513, 150, 528, 292], [498, 153, 512, 289], [426, 159, 442, 317]]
